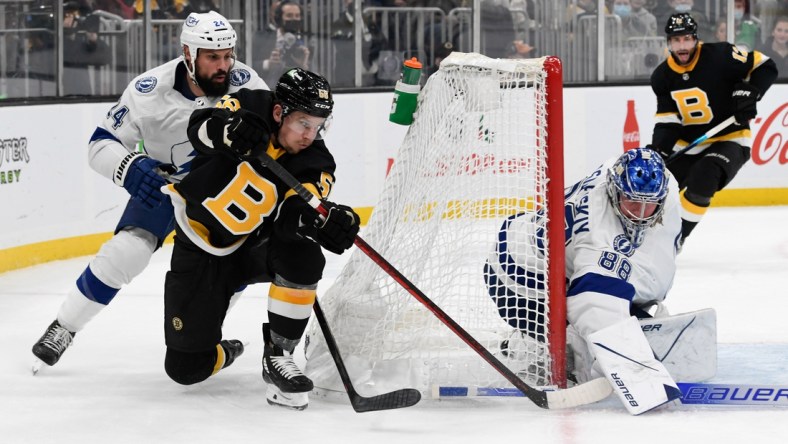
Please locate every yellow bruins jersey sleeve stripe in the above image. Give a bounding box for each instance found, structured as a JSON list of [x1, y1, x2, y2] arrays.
[[747, 50, 770, 78]]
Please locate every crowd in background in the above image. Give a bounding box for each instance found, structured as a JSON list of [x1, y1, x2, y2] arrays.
[[0, 0, 785, 99]]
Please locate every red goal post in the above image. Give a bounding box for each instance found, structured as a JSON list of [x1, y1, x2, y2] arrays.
[[306, 53, 566, 397]]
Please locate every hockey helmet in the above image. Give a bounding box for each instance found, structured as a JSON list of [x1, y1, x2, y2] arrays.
[[276, 68, 334, 119], [606, 148, 669, 248], [665, 13, 698, 39], [180, 11, 237, 78]]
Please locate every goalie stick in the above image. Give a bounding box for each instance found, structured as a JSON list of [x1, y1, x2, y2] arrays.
[[666, 115, 737, 164], [252, 151, 613, 409], [313, 298, 422, 412], [436, 383, 788, 406]]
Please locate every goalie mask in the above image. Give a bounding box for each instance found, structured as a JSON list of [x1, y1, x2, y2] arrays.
[[180, 11, 237, 84], [607, 148, 669, 248]]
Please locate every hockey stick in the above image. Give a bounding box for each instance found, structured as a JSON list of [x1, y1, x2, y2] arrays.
[[253, 151, 613, 409], [436, 383, 788, 406], [313, 298, 422, 412], [666, 115, 737, 164]]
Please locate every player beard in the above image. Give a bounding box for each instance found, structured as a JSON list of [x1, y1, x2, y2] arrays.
[[195, 70, 230, 97]]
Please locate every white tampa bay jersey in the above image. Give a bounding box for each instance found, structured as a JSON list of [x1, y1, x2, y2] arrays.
[[488, 156, 681, 307], [563, 157, 681, 306], [88, 57, 268, 183]]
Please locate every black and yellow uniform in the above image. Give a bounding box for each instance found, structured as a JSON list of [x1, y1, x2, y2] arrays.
[[161, 88, 335, 384], [650, 41, 777, 240]]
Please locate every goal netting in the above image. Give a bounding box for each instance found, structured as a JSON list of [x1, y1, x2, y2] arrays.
[[305, 53, 566, 398]]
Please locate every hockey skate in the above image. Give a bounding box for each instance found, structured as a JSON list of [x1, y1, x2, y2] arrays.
[[32, 320, 75, 374], [219, 339, 245, 369], [499, 330, 549, 387], [262, 323, 313, 410]]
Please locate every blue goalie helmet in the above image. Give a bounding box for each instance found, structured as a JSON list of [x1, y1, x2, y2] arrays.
[[606, 148, 669, 248]]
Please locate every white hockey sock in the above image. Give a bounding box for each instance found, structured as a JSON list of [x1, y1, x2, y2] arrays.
[[57, 285, 106, 332], [588, 316, 682, 415]]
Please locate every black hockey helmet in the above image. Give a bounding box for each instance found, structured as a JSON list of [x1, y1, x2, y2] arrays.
[[275, 68, 334, 118], [665, 13, 698, 39]]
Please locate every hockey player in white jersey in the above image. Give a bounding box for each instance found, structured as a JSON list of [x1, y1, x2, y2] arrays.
[[31, 11, 267, 372], [486, 147, 684, 414]]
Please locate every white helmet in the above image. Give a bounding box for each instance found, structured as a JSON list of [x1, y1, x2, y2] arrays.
[[180, 11, 237, 80]]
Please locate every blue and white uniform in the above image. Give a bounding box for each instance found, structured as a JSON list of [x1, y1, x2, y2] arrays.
[[89, 57, 266, 184], [487, 150, 684, 414], [58, 57, 267, 332]]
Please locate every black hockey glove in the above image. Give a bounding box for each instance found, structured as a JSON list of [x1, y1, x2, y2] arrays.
[[731, 82, 760, 124], [312, 201, 361, 255], [206, 108, 270, 156], [114, 152, 168, 209]]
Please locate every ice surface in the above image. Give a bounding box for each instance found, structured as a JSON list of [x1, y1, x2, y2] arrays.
[[1, 206, 787, 443]]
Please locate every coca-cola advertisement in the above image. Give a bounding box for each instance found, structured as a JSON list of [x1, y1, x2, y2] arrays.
[[623, 99, 640, 152], [751, 102, 788, 167]]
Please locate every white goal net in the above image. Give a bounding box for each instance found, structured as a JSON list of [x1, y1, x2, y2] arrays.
[[305, 53, 565, 398]]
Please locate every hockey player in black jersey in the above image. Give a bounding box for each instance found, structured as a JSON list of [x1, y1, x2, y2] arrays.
[[649, 13, 777, 244], [160, 68, 360, 410]]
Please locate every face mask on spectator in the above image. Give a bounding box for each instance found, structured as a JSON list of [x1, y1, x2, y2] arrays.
[[674, 4, 692, 13], [282, 19, 302, 34], [734, 9, 744, 20], [614, 4, 632, 17]]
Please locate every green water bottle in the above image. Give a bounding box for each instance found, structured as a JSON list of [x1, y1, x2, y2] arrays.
[[735, 20, 758, 52], [389, 57, 422, 125]]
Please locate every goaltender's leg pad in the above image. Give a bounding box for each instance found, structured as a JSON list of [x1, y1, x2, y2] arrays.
[[588, 317, 682, 415], [639, 308, 717, 383]]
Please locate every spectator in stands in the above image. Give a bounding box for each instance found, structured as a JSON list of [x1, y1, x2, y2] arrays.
[[62, 1, 111, 95], [329, 0, 385, 87], [614, 0, 659, 38], [713, 18, 729, 42], [754, 0, 788, 45], [757, 15, 788, 78], [259, 0, 313, 87], [658, 0, 713, 41], [425, 40, 454, 77], [731, 0, 763, 51], [94, 0, 135, 19]]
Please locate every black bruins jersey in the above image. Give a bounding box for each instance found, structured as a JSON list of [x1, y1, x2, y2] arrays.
[[650, 41, 777, 155], [163, 88, 336, 255]]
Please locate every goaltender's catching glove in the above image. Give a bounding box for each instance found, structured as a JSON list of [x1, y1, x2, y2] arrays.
[[206, 108, 270, 156], [731, 82, 760, 124], [114, 152, 168, 209], [311, 201, 361, 254]]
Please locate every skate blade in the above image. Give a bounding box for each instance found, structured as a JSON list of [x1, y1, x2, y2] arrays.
[[31, 358, 46, 375], [266, 386, 308, 410]]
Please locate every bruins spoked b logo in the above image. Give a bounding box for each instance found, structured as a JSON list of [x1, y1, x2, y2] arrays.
[[172, 317, 183, 331]]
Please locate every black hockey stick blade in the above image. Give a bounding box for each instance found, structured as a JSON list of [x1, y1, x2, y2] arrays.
[[314, 298, 421, 413]]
